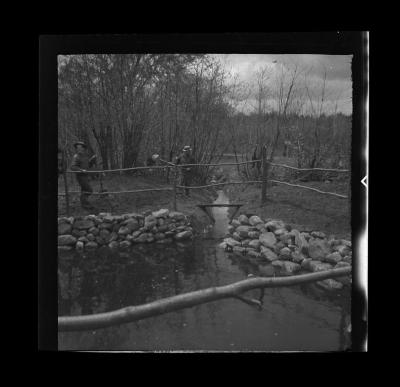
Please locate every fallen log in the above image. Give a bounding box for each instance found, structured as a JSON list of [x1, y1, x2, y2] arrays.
[[58, 267, 351, 332]]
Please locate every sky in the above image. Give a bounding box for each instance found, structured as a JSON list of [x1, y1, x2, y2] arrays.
[[210, 54, 352, 115]]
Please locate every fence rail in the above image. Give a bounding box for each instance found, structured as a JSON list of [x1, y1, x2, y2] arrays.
[[64, 159, 350, 174], [59, 150, 350, 215]]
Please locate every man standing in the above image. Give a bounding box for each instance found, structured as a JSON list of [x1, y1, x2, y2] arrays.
[[176, 145, 195, 197], [70, 141, 97, 209]]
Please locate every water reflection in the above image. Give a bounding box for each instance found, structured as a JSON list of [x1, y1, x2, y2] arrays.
[[58, 190, 351, 351]]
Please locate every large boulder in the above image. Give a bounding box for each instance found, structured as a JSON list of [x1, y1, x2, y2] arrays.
[[291, 229, 309, 254], [279, 232, 293, 245], [291, 250, 306, 264], [248, 239, 261, 250], [259, 232, 277, 249], [309, 261, 333, 272], [124, 219, 140, 232], [335, 261, 351, 269], [311, 231, 326, 239], [238, 214, 250, 225], [322, 252, 342, 264], [144, 215, 157, 229], [88, 226, 99, 235], [232, 232, 242, 241], [255, 223, 267, 233], [279, 247, 292, 260], [249, 215, 263, 226], [157, 225, 169, 233], [333, 244, 351, 257], [72, 229, 87, 238], [118, 226, 130, 236], [152, 209, 169, 218], [308, 238, 330, 260], [260, 246, 279, 262], [236, 225, 251, 238], [342, 256, 352, 264], [340, 239, 352, 248], [98, 222, 113, 230], [99, 229, 111, 242], [175, 230, 193, 241], [108, 241, 119, 249], [241, 239, 251, 247], [168, 211, 186, 221], [76, 241, 84, 251], [86, 233, 95, 242], [58, 223, 72, 235], [227, 225, 236, 234], [316, 279, 343, 291], [265, 220, 285, 232], [73, 219, 95, 230], [280, 261, 301, 275], [85, 241, 98, 249], [109, 231, 119, 242], [274, 228, 287, 237], [224, 238, 241, 247], [231, 219, 241, 227], [248, 231, 260, 239], [58, 235, 77, 246]]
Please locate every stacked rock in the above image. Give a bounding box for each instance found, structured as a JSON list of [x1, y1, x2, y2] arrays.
[[219, 214, 352, 291], [58, 209, 194, 252]]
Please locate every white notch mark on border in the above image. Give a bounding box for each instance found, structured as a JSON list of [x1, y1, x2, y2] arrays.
[[361, 175, 367, 188]]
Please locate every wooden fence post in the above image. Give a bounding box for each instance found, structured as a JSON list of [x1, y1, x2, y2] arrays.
[[261, 145, 267, 205], [173, 165, 177, 211], [62, 160, 70, 217]]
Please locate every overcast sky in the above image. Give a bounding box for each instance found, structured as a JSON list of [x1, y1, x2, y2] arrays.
[[210, 54, 352, 115]]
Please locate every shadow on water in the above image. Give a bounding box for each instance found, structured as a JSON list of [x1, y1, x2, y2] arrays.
[[58, 190, 351, 351]]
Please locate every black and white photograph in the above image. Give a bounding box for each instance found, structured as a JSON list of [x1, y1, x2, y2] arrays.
[[39, 33, 368, 352]]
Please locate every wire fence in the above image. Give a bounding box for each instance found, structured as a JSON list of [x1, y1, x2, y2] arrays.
[[59, 152, 350, 216]]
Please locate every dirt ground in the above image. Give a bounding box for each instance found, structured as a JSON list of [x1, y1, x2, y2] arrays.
[[218, 155, 351, 240]]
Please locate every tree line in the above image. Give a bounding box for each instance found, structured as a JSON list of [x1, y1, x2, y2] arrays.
[[58, 54, 351, 183]]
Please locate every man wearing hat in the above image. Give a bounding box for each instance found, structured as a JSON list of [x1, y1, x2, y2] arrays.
[[175, 145, 195, 196], [71, 141, 97, 209]]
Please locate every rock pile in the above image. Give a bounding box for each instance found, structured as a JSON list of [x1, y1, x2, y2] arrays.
[[219, 214, 352, 290], [58, 209, 194, 252]]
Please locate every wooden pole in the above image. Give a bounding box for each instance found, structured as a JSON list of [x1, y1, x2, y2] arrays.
[[261, 144, 267, 204], [58, 267, 351, 332], [62, 151, 70, 217], [173, 165, 177, 211]]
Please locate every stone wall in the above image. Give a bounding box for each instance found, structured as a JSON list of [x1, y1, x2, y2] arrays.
[[58, 209, 194, 252], [219, 214, 352, 291]]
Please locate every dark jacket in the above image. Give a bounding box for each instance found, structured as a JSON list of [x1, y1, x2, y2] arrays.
[[176, 153, 195, 172], [71, 153, 96, 174]]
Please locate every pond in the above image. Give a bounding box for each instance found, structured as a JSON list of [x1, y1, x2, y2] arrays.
[[58, 191, 351, 351]]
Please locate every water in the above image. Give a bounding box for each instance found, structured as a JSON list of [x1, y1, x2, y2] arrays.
[[58, 190, 351, 351]]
